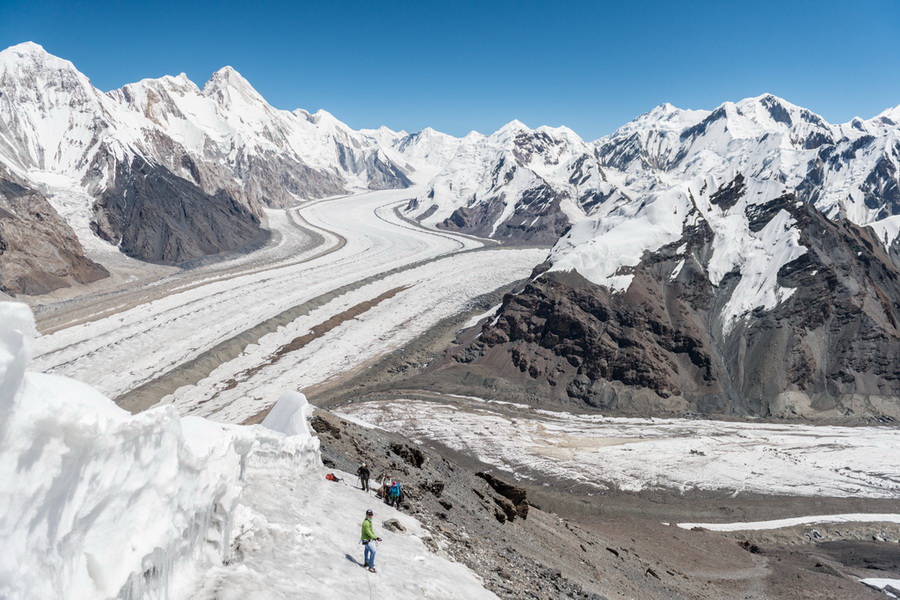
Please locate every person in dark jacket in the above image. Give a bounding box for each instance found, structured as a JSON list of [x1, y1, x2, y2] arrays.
[[356, 463, 371, 492], [361, 509, 381, 572]]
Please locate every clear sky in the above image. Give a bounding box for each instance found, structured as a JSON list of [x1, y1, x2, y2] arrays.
[[2, 0, 898, 140]]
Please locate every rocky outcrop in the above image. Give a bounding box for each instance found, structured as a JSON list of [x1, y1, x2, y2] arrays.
[[437, 183, 571, 244], [476, 472, 529, 521], [91, 156, 267, 265], [0, 167, 108, 295]]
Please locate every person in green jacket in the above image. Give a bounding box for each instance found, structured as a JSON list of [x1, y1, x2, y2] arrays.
[[361, 509, 381, 572]]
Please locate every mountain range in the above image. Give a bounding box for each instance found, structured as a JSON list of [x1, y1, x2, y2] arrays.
[[2, 42, 900, 419]]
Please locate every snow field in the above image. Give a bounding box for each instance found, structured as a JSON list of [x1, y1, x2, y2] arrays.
[[860, 578, 900, 599], [676, 514, 900, 532], [187, 467, 498, 600], [339, 398, 900, 499]]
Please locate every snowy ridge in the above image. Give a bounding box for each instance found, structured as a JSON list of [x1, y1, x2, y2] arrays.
[[595, 93, 900, 224], [401, 93, 900, 253], [403, 120, 622, 243], [548, 175, 806, 331]]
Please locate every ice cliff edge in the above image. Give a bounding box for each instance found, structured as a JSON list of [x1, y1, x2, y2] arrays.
[[0, 301, 320, 600]]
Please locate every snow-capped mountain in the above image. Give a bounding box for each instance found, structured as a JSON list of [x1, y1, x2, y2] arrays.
[[392, 92, 900, 418], [0, 42, 416, 275], [443, 170, 900, 418], [110, 67, 412, 206], [402, 121, 623, 244], [402, 93, 900, 251], [597, 93, 900, 227]]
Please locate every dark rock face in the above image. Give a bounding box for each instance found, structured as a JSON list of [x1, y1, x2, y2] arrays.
[[0, 167, 108, 295], [91, 156, 267, 265], [451, 195, 900, 420], [476, 472, 529, 520], [390, 442, 425, 468], [438, 182, 570, 245]]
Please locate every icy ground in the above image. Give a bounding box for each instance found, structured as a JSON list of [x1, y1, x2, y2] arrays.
[[187, 467, 497, 600], [31, 184, 545, 421], [339, 396, 900, 499], [0, 303, 497, 599]]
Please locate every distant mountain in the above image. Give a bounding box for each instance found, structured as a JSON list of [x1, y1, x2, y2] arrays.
[[401, 121, 622, 244], [399, 94, 900, 253]]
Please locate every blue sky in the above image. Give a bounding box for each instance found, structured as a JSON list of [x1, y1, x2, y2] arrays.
[[2, 0, 898, 139]]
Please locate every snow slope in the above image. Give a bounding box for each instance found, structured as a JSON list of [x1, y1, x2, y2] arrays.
[[0, 302, 496, 599], [548, 175, 806, 332], [547, 94, 900, 299]]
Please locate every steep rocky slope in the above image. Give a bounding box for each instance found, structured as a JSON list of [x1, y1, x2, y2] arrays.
[[0, 165, 108, 295], [435, 174, 900, 419], [91, 156, 266, 264], [308, 407, 893, 599]]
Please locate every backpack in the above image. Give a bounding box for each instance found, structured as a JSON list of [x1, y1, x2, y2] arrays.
[[325, 473, 341, 482]]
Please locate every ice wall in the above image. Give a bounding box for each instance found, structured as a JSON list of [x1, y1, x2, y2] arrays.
[[0, 302, 320, 600]]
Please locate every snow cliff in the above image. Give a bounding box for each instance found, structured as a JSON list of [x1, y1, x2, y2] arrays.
[[0, 302, 319, 599]]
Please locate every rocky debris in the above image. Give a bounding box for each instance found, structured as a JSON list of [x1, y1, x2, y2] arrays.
[[421, 480, 445, 497], [738, 541, 762, 554], [383, 518, 406, 533], [309, 415, 342, 439], [310, 409, 612, 599], [0, 166, 108, 295]]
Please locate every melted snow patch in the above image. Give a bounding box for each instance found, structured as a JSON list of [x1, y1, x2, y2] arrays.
[[675, 514, 900, 532]]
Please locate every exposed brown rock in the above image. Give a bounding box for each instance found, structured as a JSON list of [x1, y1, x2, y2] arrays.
[[0, 166, 108, 296]]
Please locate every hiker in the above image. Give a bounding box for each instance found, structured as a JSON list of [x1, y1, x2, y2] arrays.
[[356, 463, 371, 492], [361, 509, 382, 572], [374, 473, 390, 499], [386, 480, 403, 508]]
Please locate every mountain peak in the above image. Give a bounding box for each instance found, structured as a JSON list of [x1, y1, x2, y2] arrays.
[[608, 102, 708, 138], [4, 41, 49, 56], [202, 66, 265, 105], [499, 119, 529, 132], [870, 105, 900, 128], [0, 41, 79, 74]]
